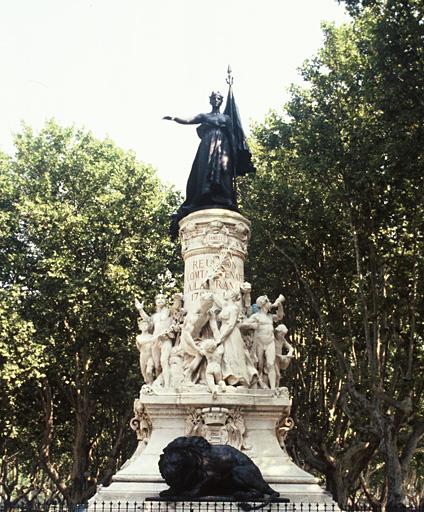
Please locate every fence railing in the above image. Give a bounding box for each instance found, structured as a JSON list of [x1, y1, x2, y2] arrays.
[[0, 502, 420, 512]]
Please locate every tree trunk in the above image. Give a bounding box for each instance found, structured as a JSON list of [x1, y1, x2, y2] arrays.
[[383, 417, 407, 512], [69, 391, 96, 505], [39, 379, 71, 503], [326, 469, 349, 509]]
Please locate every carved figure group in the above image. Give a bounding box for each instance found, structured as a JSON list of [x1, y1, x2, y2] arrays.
[[134, 284, 293, 395]]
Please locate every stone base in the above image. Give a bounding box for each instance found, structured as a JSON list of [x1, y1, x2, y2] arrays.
[[92, 482, 335, 506], [90, 389, 335, 507]]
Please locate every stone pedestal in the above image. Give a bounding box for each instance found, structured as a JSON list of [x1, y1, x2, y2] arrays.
[[92, 389, 334, 504], [180, 209, 250, 312], [90, 208, 336, 508]]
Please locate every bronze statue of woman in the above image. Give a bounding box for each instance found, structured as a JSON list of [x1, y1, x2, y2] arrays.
[[164, 72, 255, 237]]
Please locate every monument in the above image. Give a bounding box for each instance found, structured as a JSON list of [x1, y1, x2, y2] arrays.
[[91, 68, 336, 507]]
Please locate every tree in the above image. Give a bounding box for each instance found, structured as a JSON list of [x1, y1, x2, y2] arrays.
[[241, 1, 424, 508], [0, 122, 182, 505]]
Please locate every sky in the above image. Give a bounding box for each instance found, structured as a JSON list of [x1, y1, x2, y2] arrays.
[[0, 0, 350, 192]]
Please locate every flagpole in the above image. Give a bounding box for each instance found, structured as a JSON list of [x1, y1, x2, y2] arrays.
[[226, 65, 238, 204]]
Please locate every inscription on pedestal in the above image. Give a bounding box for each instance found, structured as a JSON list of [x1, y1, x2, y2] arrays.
[[179, 210, 250, 312], [184, 253, 244, 303]]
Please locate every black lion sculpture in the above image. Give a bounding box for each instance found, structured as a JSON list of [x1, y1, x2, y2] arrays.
[[158, 436, 286, 505]]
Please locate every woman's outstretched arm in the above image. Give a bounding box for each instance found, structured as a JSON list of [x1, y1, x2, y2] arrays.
[[163, 113, 204, 125]]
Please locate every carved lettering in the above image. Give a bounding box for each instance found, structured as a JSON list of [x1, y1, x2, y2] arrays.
[[184, 254, 244, 311]]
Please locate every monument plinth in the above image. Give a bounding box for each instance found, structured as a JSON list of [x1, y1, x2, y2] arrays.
[[93, 389, 330, 503], [90, 70, 337, 508], [91, 206, 335, 506]]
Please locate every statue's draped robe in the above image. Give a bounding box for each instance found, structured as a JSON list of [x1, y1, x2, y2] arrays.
[[181, 119, 236, 215], [170, 88, 255, 238]]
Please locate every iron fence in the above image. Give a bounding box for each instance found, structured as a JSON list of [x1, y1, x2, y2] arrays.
[[0, 502, 420, 512]]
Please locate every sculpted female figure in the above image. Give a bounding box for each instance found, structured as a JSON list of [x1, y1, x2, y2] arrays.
[[164, 91, 236, 219], [217, 290, 258, 387], [164, 81, 254, 237]]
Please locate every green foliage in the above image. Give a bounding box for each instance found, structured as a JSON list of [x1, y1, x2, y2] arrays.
[[0, 121, 182, 504], [242, 0, 424, 507]]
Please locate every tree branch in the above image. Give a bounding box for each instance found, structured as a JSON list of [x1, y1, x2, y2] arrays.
[[400, 418, 424, 473]]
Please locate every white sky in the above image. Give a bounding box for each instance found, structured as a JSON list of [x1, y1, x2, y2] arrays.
[[0, 0, 349, 192]]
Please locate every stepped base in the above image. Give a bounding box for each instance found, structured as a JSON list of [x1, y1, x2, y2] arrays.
[[90, 389, 336, 508], [92, 482, 335, 505]]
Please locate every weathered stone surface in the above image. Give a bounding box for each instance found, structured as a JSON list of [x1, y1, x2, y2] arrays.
[[90, 209, 336, 507], [180, 209, 250, 312], [92, 390, 335, 505]]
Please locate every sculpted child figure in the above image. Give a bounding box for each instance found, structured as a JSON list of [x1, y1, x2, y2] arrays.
[[198, 339, 226, 397], [170, 293, 185, 333], [247, 294, 285, 389], [239, 281, 253, 318], [135, 319, 155, 384], [274, 323, 294, 386], [134, 294, 175, 388], [168, 346, 186, 388]]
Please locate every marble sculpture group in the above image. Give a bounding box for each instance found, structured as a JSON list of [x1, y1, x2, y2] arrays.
[[135, 285, 293, 397]]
